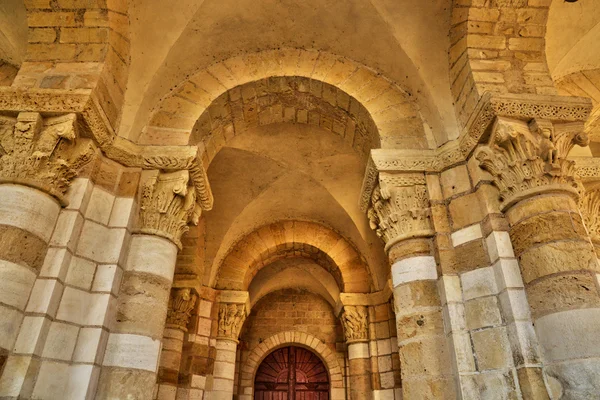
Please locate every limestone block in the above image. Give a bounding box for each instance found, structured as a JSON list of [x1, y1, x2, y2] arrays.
[[377, 339, 392, 356], [440, 165, 471, 199], [66, 364, 99, 400], [91, 264, 122, 294], [485, 231, 514, 263], [73, 327, 107, 364], [442, 302, 467, 335], [348, 342, 369, 360], [498, 289, 530, 322], [391, 256, 437, 287], [0, 260, 36, 310], [13, 316, 51, 356], [460, 266, 498, 301], [451, 224, 483, 247], [449, 192, 485, 229], [543, 358, 600, 399], [492, 258, 523, 292], [56, 287, 111, 326], [108, 197, 134, 228], [0, 305, 24, 350], [460, 371, 518, 400], [426, 174, 443, 202], [471, 327, 513, 370], [95, 367, 156, 400], [65, 178, 94, 214], [0, 355, 36, 397], [31, 360, 69, 400], [124, 235, 177, 282], [448, 332, 476, 373], [41, 321, 79, 361], [213, 360, 235, 379], [39, 247, 72, 281], [0, 184, 60, 243], [25, 278, 63, 316], [84, 186, 115, 225], [65, 256, 96, 290], [102, 333, 161, 372], [535, 308, 600, 362], [506, 321, 540, 366], [465, 296, 502, 330], [50, 210, 84, 251], [438, 275, 463, 306], [76, 220, 126, 263]]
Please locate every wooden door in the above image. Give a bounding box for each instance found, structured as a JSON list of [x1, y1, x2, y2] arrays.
[[254, 346, 330, 400]]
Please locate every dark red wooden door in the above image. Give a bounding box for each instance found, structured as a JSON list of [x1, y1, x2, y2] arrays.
[[254, 346, 330, 400]]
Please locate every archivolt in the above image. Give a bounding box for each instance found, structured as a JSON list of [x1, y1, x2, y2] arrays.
[[214, 220, 372, 293]]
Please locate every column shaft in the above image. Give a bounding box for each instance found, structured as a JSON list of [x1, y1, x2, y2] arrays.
[[506, 193, 600, 397], [347, 342, 373, 400], [0, 185, 60, 395], [206, 339, 238, 400], [96, 234, 178, 400], [390, 239, 456, 400]]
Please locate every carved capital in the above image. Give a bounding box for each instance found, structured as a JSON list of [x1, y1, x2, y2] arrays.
[[217, 303, 246, 341], [137, 170, 202, 248], [0, 112, 95, 204], [580, 189, 600, 244], [475, 117, 588, 210], [367, 172, 434, 251], [166, 288, 198, 332], [341, 305, 368, 343]]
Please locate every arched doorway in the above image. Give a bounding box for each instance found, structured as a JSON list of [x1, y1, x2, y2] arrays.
[[254, 346, 330, 399]]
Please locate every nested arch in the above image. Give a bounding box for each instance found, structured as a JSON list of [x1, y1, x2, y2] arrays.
[[214, 220, 372, 293], [241, 331, 344, 395], [141, 48, 430, 152]]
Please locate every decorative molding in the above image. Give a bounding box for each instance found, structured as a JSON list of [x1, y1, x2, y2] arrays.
[[367, 172, 433, 251], [0, 112, 96, 204], [217, 303, 246, 341], [0, 88, 213, 211], [166, 288, 198, 332], [475, 117, 588, 210], [580, 189, 600, 244], [136, 170, 201, 248], [341, 305, 368, 343], [573, 157, 600, 182]]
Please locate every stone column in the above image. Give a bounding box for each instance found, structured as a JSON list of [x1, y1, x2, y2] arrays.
[[341, 305, 373, 400], [365, 172, 456, 399], [205, 294, 247, 400], [0, 112, 94, 393], [476, 116, 600, 397], [96, 170, 201, 400], [156, 288, 198, 400]]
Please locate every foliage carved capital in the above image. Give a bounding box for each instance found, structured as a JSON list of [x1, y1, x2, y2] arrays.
[[136, 170, 201, 248], [475, 117, 588, 210], [580, 189, 600, 244], [166, 288, 198, 332], [367, 172, 434, 251], [217, 303, 246, 341], [0, 112, 96, 204], [341, 305, 369, 343]]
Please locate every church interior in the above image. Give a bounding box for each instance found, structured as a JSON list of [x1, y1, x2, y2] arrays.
[[0, 0, 600, 399]]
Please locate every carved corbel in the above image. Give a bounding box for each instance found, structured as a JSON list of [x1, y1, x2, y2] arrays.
[[366, 172, 434, 251], [217, 303, 246, 342], [475, 117, 589, 210], [341, 305, 369, 343], [0, 112, 96, 204], [136, 169, 202, 248], [166, 288, 198, 332]]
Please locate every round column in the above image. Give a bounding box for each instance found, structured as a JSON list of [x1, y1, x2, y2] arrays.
[[205, 302, 246, 400], [341, 305, 373, 400], [477, 116, 600, 397], [96, 170, 200, 400]]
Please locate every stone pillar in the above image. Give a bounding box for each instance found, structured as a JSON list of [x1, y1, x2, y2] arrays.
[[156, 288, 198, 400], [0, 112, 94, 395], [206, 295, 247, 400], [365, 172, 456, 399], [476, 116, 600, 397], [341, 305, 373, 400], [96, 170, 201, 400]]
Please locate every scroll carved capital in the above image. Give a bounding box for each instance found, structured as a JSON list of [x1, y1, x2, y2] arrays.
[[367, 172, 433, 250], [341, 305, 368, 343], [137, 170, 202, 248], [580, 189, 600, 244], [475, 117, 588, 210], [166, 288, 197, 332], [217, 303, 246, 341], [0, 112, 95, 204]]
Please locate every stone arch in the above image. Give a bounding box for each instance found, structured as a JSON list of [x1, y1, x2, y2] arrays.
[[140, 48, 430, 152], [450, 1, 556, 128], [240, 331, 344, 398], [214, 220, 372, 293], [13, 0, 130, 129]]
